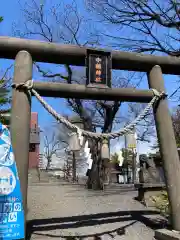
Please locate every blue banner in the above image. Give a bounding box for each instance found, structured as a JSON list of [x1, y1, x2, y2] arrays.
[[0, 123, 24, 239]]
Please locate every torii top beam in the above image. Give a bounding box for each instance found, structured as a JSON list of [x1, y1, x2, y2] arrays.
[[0, 36, 180, 75]]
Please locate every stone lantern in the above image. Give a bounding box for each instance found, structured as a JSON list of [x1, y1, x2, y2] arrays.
[[69, 116, 84, 130]]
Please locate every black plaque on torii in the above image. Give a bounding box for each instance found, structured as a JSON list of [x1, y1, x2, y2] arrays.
[[86, 49, 112, 88]]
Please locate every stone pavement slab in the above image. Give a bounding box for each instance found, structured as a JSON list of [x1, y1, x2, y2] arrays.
[[27, 181, 167, 240]]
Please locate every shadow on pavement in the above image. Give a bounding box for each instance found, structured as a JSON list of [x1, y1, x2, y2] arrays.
[[26, 210, 168, 239], [32, 224, 133, 239]]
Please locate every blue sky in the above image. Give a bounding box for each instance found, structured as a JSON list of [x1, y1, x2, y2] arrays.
[[0, 1, 72, 128], [0, 0, 179, 154]]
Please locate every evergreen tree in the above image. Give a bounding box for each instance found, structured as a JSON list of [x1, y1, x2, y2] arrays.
[[110, 152, 119, 164], [122, 148, 133, 168]]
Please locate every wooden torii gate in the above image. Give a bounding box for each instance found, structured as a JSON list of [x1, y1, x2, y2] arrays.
[[0, 36, 180, 236]]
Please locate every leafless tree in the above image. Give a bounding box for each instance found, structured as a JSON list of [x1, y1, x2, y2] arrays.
[[87, 0, 180, 99], [125, 103, 155, 143], [87, 0, 180, 55], [43, 131, 61, 170], [54, 122, 70, 149], [0, 16, 13, 120], [0, 65, 13, 125], [14, 0, 155, 189]]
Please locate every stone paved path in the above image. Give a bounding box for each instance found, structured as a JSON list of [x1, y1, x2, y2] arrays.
[[27, 180, 166, 240]]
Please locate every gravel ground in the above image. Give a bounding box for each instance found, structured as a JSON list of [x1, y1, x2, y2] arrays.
[[27, 180, 166, 240]]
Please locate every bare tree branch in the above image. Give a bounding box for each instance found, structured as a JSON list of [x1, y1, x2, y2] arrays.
[[87, 0, 180, 56]]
